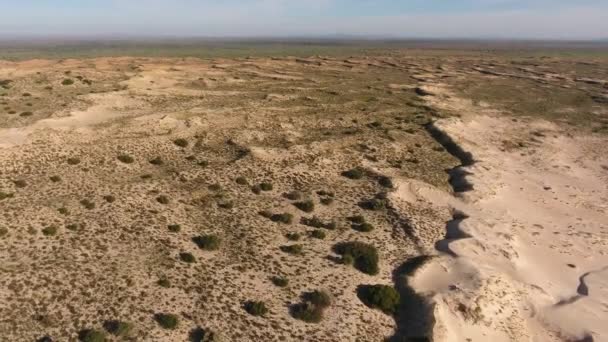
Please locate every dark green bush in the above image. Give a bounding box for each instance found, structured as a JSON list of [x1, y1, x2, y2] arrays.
[[117, 154, 134, 164], [149, 156, 164, 165], [173, 138, 189, 147], [357, 284, 400, 314], [193, 234, 221, 251], [62, 79, 74, 86], [42, 226, 58, 236], [179, 252, 196, 263], [155, 313, 179, 329], [320, 197, 334, 205], [342, 167, 364, 180], [310, 229, 326, 239], [78, 329, 106, 342], [80, 199, 95, 210], [189, 327, 222, 342], [156, 195, 169, 204], [333, 241, 379, 275], [0, 192, 14, 200], [353, 222, 374, 232], [280, 244, 303, 255], [235, 176, 248, 185], [270, 213, 293, 224], [292, 290, 331, 323], [103, 320, 132, 336], [359, 198, 386, 211], [67, 157, 81, 165], [283, 191, 302, 201], [271, 276, 289, 287], [378, 176, 394, 188], [19, 111, 33, 117], [58, 207, 69, 215], [300, 216, 335, 230], [157, 277, 171, 288], [244, 301, 268, 317], [286, 232, 301, 241], [167, 224, 181, 233], [259, 182, 273, 191], [294, 200, 315, 213], [103, 195, 116, 203]]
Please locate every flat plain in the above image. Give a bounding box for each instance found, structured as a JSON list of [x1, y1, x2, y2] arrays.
[[0, 41, 607, 342]]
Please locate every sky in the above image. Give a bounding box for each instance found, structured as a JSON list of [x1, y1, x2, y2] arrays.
[[0, 0, 607, 40]]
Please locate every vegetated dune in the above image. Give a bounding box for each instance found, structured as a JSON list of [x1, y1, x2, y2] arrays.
[[0, 51, 606, 341]]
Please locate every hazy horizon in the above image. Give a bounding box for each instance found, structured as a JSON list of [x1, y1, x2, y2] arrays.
[[0, 1, 607, 40]]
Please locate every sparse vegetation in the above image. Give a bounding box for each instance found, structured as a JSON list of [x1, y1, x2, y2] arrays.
[[173, 138, 189, 147], [310, 229, 326, 239], [259, 182, 273, 191], [271, 276, 289, 287], [155, 313, 179, 329], [269, 213, 293, 224], [292, 290, 332, 323], [42, 226, 58, 236], [357, 284, 400, 314], [342, 167, 364, 180], [67, 157, 81, 165], [78, 329, 106, 342], [156, 195, 169, 204], [117, 154, 134, 164], [294, 200, 315, 213], [168, 224, 181, 233], [280, 244, 303, 255], [49, 175, 61, 182], [193, 234, 221, 251], [103, 195, 115, 203], [179, 252, 196, 263], [149, 156, 164, 165], [103, 320, 132, 336], [80, 199, 95, 210], [333, 241, 379, 275], [244, 301, 268, 317], [62, 79, 75, 86]]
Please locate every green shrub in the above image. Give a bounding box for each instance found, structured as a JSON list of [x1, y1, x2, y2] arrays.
[[78, 329, 106, 342], [189, 328, 223, 342], [80, 199, 95, 210], [156, 195, 169, 205], [13, 180, 27, 188], [103, 320, 132, 336], [270, 213, 293, 224], [235, 176, 248, 185], [378, 176, 394, 188], [280, 244, 303, 255], [49, 175, 62, 182], [103, 195, 116, 203], [320, 197, 334, 205], [271, 276, 289, 287], [342, 167, 364, 180], [155, 313, 179, 329], [359, 198, 386, 211], [286, 232, 301, 241], [58, 207, 69, 215], [193, 234, 221, 251], [173, 138, 188, 147], [157, 277, 171, 288], [283, 191, 302, 201], [168, 224, 181, 233], [19, 111, 33, 117], [62, 79, 74, 86], [179, 252, 196, 263], [67, 157, 81, 165], [300, 216, 335, 230], [117, 154, 134, 164], [42, 226, 58, 236], [333, 241, 379, 275], [292, 290, 331, 323], [357, 285, 400, 314], [0, 227, 9, 237], [149, 156, 164, 165], [305, 290, 331, 307], [349, 215, 365, 224], [310, 229, 326, 239], [353, 222, 374, 232], [0, 192, 14, 200], [244, 301, 268, 316], [294, 200, 315, 213], [259, 182, 273, 191]]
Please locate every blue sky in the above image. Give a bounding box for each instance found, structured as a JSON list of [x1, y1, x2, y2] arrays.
[[0, 0, 607, 39]]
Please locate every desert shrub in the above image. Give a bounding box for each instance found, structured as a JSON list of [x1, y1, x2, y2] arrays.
[[155, 313, 179, 329], [357, 285, 400, 314], [103, 320, 132, 336], [333, 241, 379, 275], [208, 183, 222, 192], [349, 215, 365, 224], [244, 301, 268, 316], [359, 198, 386, 211], [270, 213, 293, 224], [149, 156, 164, 165], [103, 195, 115, 203], [173, 138, 188, 147], [259, 182, 273, 191], [19, 111, 33, 117], [294, 200, 315, 213], [0, 227, 8, 237], [320, 197, 334, 205], [167, 224, 181, 233], [280, 244, 303, 255], [42, 226, 58, 236], [0, 192, 14, 200], [300, 216, 336, 230], [80, 199, 95, 210], [342, 254, 354, 265], [310, 229, 326, 239], [179, 252, 196, 263], [66, 223, 80, 231], [271, 276, 289, 287], [193, 234, 221, 251], [190, 327, 223, 342], [217, 200, 234, 209], [156, 195, 169, 204], [62, 79, 74, 86], [117, 154, 134, 164], [378, 176, 394, 188], [49, 175, 61, 182], [141, 174, 152, 180], [78, 329, 106, 342], [286, 232, 301, 241], [251, 184, 262, 194], [36, 336, 53, 342], [353, 222, 374, 232], [283, 191, 302, 201], [67, 157, 81, 165], [58, 207, 69, 215], [235, 176, 248, 185], [157, 277, 171, 288], [13, 180, 27, 188], [22, 92, 31, 97], [342, 167, 364, 180], [292, 290, 331, 323]]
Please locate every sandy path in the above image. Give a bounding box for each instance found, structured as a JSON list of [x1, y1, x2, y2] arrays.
[[398, 86, 608, 341]]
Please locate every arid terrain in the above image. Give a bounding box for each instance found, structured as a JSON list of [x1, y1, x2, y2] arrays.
[[0, 45, 607, 342]]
